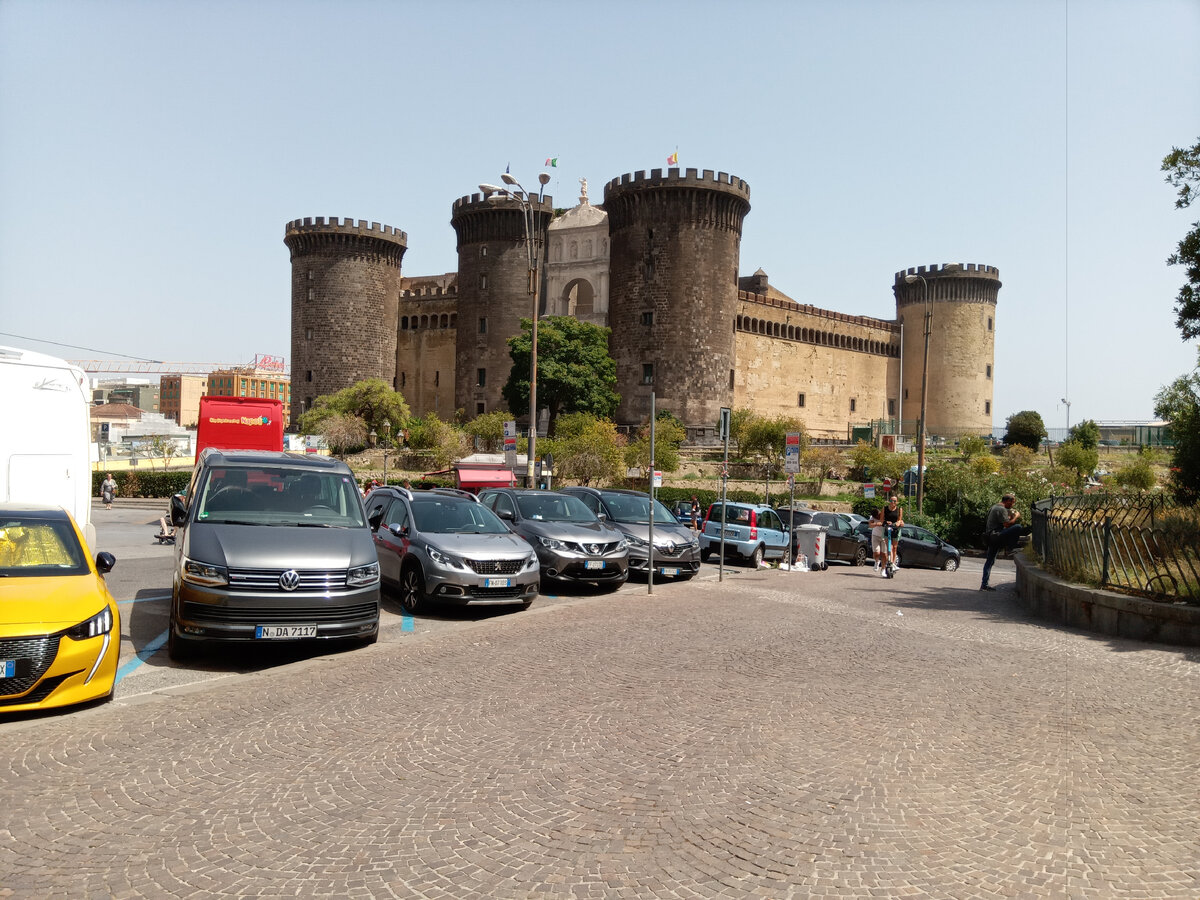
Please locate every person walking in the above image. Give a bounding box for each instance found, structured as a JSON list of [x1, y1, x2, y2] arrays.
[[100, 473, 117, 510], [689, 496, 700, 531], [980, 491, 1026, 591]]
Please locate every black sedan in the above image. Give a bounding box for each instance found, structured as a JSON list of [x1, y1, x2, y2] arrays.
[[853, 521, 961, 571]]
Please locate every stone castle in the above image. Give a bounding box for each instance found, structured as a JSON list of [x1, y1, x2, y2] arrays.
[[285, 166, 1001, 442]]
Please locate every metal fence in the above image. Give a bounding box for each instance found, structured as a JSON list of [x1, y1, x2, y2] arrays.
[[1031, 493, 1200, 605]]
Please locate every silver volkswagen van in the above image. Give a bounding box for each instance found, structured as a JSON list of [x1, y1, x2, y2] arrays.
[[167, 449, 380, 661]]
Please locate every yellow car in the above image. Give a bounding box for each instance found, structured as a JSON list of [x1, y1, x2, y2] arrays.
[[0, 504, 120, 713]]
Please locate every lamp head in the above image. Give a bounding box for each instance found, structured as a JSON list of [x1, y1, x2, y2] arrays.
[[479, 183, 504, 196], [904, 274, 919, 284], [538, 172, 551, 186], [501, 172, 519, 187]]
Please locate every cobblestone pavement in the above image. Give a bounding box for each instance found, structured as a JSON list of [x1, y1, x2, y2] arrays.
[[2, 563, 1198, 899]]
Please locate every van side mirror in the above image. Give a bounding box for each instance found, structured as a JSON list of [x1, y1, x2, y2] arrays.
[[496, 508, 514, 521], [169, 492, 187, 527], [387, 523, 408, 537]]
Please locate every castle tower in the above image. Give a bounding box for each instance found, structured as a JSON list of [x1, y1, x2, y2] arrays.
[[604, 168, 751, 429], [285, 217, 407, 424], [893, 263, 1001, 436], [450, 191, 553, 420]]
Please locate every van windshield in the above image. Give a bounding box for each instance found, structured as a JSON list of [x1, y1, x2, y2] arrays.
[[195, 466, 366, 527]]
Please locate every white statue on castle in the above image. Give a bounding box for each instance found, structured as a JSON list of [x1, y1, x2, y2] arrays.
[[579, 177, 589, 205]]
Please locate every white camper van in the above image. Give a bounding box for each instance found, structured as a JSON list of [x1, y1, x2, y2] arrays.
[[0, 346, 96, 549]]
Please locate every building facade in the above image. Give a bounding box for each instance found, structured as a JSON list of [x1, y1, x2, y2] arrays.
[[206, 368, 293, 428], [288, 166, 1000, 441]]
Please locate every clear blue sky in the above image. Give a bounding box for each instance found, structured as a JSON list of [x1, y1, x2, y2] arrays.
[[2, 0, 1197, 429]]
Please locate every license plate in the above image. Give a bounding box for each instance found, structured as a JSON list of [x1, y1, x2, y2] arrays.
[[660, 568, 680, 576], [485, 577, 511, 588], [585, 560, 605, 570], [255, 625, 317, 639], [0, 659, 14, 678]]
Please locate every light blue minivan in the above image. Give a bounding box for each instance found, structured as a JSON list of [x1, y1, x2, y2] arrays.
[[698, 502, 789, 567]]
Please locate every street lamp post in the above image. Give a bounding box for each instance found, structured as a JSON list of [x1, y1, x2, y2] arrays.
[[1061, 398, 1071, 436], [479, 171, 551, 488], [904, 273, 932, 514], [381, 418, 390, 486]]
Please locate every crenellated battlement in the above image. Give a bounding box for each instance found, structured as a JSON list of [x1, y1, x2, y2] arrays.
[[893, 262, 1000, 284], [284, 217, 407, 245], [738, 290, 899, 330], [604, 167, 751, 201], [451, 193, 554, 215]]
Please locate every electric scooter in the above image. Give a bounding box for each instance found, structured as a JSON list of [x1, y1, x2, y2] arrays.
[[883, 524, 897, 578]]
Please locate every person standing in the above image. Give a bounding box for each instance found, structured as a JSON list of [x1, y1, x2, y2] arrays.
[[690, 496, 700, 531], [882, 493, 903, 569], [869, 506, 887, 575], [980, 491, 1025, 591], [100, 473, 117, 510]]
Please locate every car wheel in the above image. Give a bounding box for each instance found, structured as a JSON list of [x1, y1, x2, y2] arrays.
[[749, 544, 764, 567], [167, 626, 200, 662], [942, 557, 959, 572], [700, 549, 713, 562], [399, 564, 426, 615], [853, 546, 868, 567]]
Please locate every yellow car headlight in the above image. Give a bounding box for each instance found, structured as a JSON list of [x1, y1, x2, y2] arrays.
[[66, 606, 114, 641]]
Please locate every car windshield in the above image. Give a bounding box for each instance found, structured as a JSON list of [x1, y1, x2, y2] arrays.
[[195, 466, 366, 527], [600, 493, 677, 525], [0, 516, 89, 577], [411, 498, 509, 534], [515, 493, 596, 523]]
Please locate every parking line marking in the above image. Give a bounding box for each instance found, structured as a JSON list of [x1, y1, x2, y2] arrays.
[[117, 594, 171, 605], [114, 629, 168, 685], [401, 614, 414, 632]]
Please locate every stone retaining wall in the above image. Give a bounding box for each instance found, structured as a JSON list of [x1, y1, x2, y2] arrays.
[[1015, 555, 1200, 647]]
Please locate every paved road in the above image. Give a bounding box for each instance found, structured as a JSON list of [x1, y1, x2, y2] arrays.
[[2, 513, 1198, 898]]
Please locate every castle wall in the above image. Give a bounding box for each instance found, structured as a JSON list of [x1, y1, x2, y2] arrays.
[[605, 168, 751, 428], [451, 193, 553, 421], [734, 293, 900, 438], [894, 264, 999, 436], [285, 217, 406, 424], [397, 275, 457, 418]]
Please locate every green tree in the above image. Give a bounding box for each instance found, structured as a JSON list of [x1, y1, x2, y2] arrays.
[[742, 416, 807, 477], [1162, 138, 1200, 339], [1154, 349, 1200, 503], [958, 435, 989, 458], [727, 408, 757, 459], [624, 411, 686, 474], [296, 378, 410, 438], [1067, 418, 1101, 451], [999, 444, 1035, 477], [1054, 440, 1098, 487], [541, 413, 625, 486], [463, 410, 509, 452], [502, 316, 619, 436], [406, 412, 467, 470], [1002, 410, 1047, 451], [1113, 458, 1157, 492], [801, 445, 842, 495]]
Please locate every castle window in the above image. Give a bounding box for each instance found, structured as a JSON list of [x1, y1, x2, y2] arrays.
[[480, 274, 488, 290], [305, 371, 312, 383], [435, 371, 440, 387], [307, 289, 314, 301], [479, 317, 487, 334], [441, 314, 448, 328], [730, 369, 735, 390], [304, 397, 313, 410], [400, 317, 408, 330], [904, 389, 909, 400], [450, 314, 457, 327], [480, 246, 488, 257], [985, 400, 991, 414], [798, 393, 806, 408], [986, 364, 992, 379], [987, 316, 993, 331], [421, 315, 428, 328], [849, 398, 857, 413], [477, 402, 485, 415], [307, 270, 313, 280], [888, 399, 895, 416], [305, 328, 313, 340], [477, 368, 486, 387], [642, 364, 654, 385], [401, 372, 406, 388], [641, 311, 653, 326]]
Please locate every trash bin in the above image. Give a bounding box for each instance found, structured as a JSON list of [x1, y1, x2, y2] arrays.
[[793, 523, 828, 571]]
